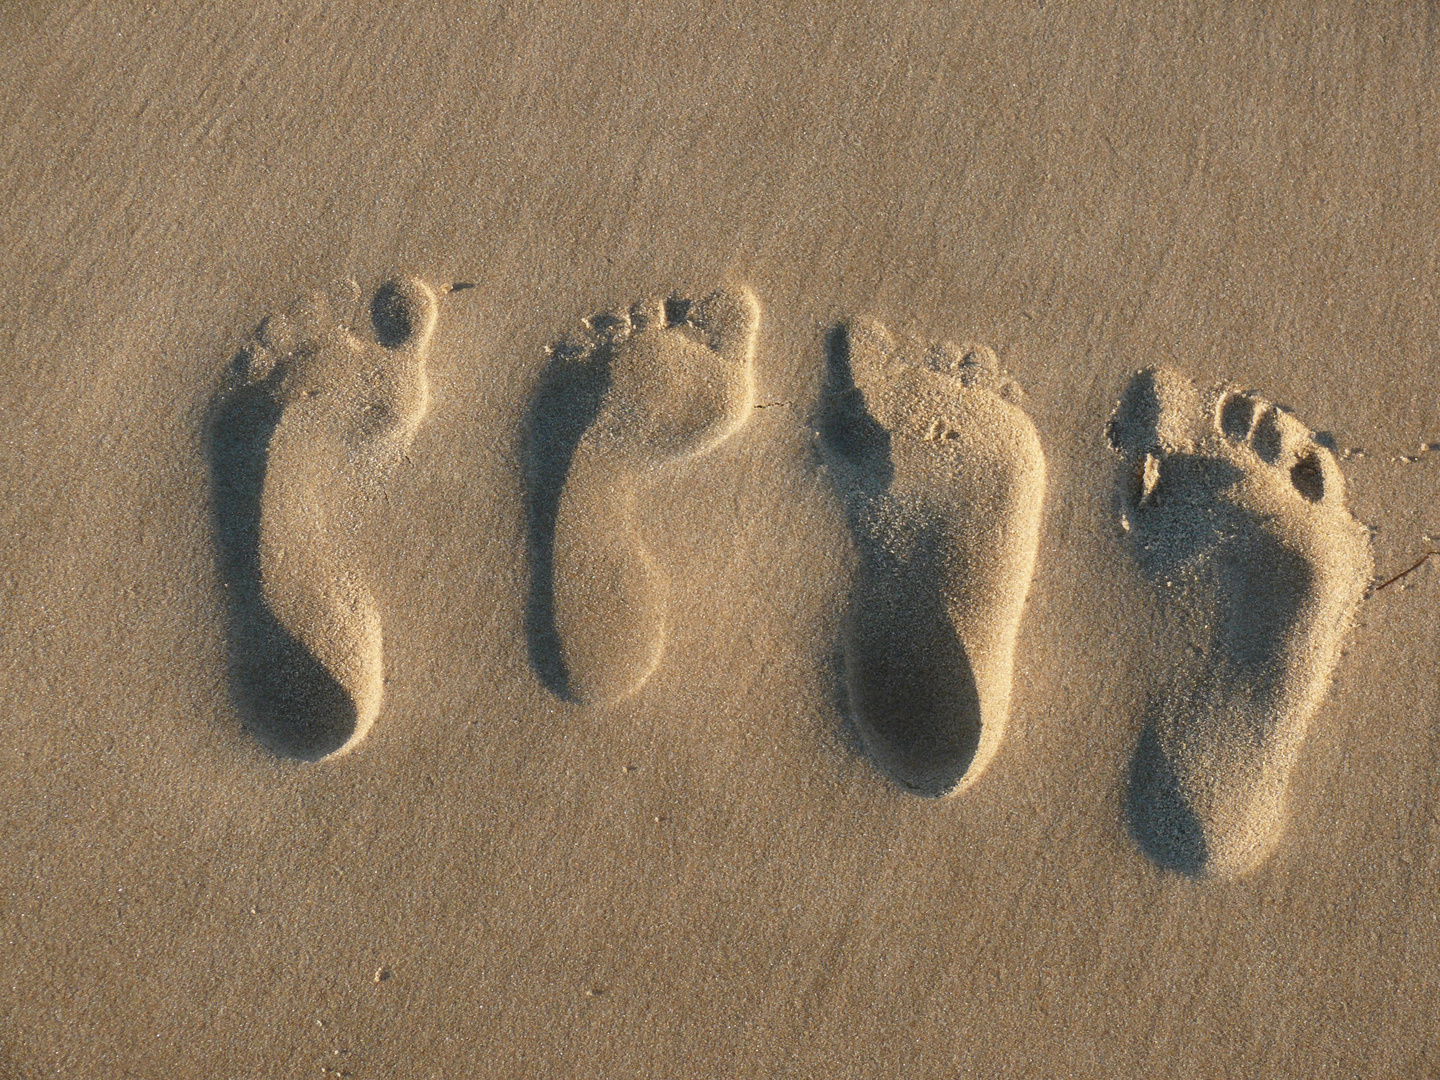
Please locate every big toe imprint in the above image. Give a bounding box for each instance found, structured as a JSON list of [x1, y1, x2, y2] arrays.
[[1108, 367, 1371, 878], [524, 287, 759, 706], [819, 319, 1045, 797], [208, 275, 437, 761]]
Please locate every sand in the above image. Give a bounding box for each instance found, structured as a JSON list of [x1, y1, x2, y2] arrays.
[[3, 3, 1438, 1077]]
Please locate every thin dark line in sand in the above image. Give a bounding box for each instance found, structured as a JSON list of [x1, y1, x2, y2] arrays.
[[1366, 550, 1440, 598]]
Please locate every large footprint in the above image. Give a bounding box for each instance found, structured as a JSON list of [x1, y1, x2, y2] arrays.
[[1108, 368, 1372, 879], [208, 276, 437, 761], [524, 288, 759, 705], [818, 320, 1046, 797]]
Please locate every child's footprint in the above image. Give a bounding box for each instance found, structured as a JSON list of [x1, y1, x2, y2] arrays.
[[208, 276, 438, 761], [523, 288, 759, 705], [1108, 368, 1372, 879], [817, 320, 1046, 797]]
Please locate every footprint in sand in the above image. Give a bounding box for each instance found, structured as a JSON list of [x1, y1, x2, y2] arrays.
[[1108, 368, 1372, 879], [207, 276, 438, 761], [817, 320, 1046, 797], [523, 288, 759, 705]]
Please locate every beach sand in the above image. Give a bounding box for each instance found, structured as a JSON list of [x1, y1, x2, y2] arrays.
[[2, 3, 1437, 1076]]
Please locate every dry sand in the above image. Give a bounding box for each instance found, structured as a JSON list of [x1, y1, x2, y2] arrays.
[[3, 3, 1438, 1077]]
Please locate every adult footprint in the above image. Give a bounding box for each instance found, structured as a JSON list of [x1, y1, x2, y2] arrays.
[[524, 288, 759, 705], [818, 320, 1046, 797], [1108, 368, 1372, 879], [208, 276, 437, 761]]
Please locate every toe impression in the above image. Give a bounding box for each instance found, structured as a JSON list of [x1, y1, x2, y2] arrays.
[[690, 286, 760, 363]]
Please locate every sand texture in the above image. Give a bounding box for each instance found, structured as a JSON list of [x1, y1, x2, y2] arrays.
[[3, 3, 1439, 1078]]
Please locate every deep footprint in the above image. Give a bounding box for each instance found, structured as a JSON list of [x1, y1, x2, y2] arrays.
[[523, 287, 758, 705], [1108, 368, 1372, 879], [818, 320, 1045, 797], [207, 276, 437, 760]]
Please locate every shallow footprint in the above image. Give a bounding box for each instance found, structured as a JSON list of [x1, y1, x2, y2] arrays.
[[1108, 368, 1372, 879], [208, 276, 437, 761], [818, 320, 1046, 797], [524, 288, 759, 705]]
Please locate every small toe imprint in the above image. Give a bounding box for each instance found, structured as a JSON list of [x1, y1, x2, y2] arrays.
[[1250, 407, 1285, 464], [1289, 452, 1326, 503], [1217, 391, 1259, 442]]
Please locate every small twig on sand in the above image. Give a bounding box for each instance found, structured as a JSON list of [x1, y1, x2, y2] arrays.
[[1367, 550, 1440, 598]]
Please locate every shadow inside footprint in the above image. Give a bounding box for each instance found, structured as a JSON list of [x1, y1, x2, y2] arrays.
[[207, 359, 358, 760], [520, 339, 614, 701], [817, 325, 984, 797], [1126, 719, 1209, 875], [816, 325, 893, 487]]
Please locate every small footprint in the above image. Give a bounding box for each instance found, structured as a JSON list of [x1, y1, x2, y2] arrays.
[[207, 276, 438, 760], [817, 320, 1046, 797], [523, 288, 759, 705], [1108, 368, 1372, 879]]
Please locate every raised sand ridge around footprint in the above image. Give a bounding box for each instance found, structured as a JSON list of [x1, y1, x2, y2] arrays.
[[1108, 368, 1372, 879], [208, 276, 437, 761], [523, 288, 758, 706], [818, 319, 1045, 797]]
